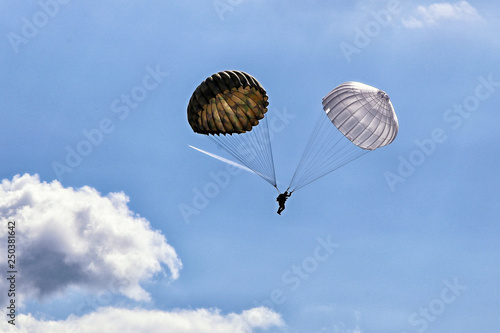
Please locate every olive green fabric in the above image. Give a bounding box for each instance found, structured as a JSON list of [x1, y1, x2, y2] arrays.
[[187, 70, 269, 134]]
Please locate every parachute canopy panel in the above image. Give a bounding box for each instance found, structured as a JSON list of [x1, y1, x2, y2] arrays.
[[322, 81, 399, 150], [187, 70, 269, 135]]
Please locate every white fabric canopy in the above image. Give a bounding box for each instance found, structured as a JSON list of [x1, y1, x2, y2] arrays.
[[322, 82, 399, 150]]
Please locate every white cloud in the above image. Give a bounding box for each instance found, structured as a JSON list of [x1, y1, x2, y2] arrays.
[[0, 174, 182, 304], [402, 1, 482, 28], [0, 306, 284, 333]]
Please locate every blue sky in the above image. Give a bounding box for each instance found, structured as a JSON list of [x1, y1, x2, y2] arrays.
[[1, 0, 499, 332]]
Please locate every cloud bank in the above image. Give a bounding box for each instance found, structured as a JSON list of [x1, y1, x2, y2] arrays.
[[402, 1, 481, 28], [0, 174, 182, 304], [0, 306, 284, 333]]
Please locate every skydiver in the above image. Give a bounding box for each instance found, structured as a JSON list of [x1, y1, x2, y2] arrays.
[[276, 191, 291, 215]]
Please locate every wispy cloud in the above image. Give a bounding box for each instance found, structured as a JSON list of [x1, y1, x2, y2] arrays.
[[402, 1, 482, 28], [0, 174, 182, 304], [0, 306, 284, 333]]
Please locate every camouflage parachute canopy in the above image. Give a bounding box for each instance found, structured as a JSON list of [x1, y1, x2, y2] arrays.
[[187, 70, 269, 135]]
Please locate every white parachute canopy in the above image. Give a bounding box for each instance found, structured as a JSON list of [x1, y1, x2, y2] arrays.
[[323, 81, 399, 150], [288, 81, 399, 192]]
